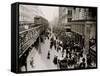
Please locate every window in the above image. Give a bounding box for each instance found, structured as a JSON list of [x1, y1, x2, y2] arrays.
[[68, 18, 72, 22], [68, 10, 72, 16]]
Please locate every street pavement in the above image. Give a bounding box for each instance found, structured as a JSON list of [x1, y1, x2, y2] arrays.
[[21, 34, 88, 71], [25, 37, 58, 71]]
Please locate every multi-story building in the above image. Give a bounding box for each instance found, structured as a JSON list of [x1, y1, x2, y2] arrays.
[[71, 7, 97, 65], [59, 7, 73, 27], [59, 7, 97, 57], [71, 7, 97, 53]]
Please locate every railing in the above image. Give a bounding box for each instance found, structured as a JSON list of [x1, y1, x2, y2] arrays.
[[19, 16, 49, 58], [19, 25, 42, 58]]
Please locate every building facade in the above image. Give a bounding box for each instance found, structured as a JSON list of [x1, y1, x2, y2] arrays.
[[59, 7, 73, 27], [59, 7, 97, 55], [71, 7, 96, 53]]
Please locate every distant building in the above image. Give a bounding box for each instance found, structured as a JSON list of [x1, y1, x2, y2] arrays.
[[19, 5, 44, 23], [19, 5, 45, 32]]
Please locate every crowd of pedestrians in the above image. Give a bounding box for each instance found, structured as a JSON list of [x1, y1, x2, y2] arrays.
[[46, 32, 88, 69]]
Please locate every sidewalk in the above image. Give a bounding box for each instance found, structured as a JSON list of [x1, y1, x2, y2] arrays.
[[27, 47, 48, 71], [26, 37, 58, 71], [40, 38, 58, 70]]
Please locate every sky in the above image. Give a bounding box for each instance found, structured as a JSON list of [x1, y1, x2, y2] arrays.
[[39, 6, 59, 22], [20, 5, 59, 23]]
